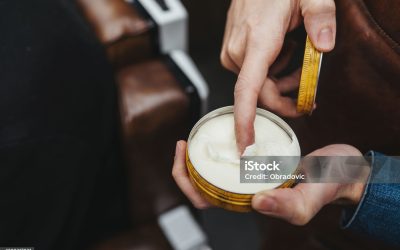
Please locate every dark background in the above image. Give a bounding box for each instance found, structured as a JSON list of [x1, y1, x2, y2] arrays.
[[183, 0, 235, 110]]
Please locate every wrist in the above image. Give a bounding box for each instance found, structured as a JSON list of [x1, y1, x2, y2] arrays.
[[337, 163, 371, 204], [342, 182, 366, 204]]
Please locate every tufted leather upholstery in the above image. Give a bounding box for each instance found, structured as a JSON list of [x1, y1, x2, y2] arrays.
[[78, 0, 157, 67], [116, 60, 190, 224], [78, 0, 192, 248]]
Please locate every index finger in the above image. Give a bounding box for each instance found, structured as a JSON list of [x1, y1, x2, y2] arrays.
[[234, 34, 285, 154]]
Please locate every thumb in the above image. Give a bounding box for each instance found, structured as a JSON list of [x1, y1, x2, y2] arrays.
[[252, 183, 339, 225], [300, 0, 336, 52]]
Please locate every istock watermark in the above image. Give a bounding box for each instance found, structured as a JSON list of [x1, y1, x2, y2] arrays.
[[240, 156, 302, 183], [240, 155, 400, 184], [244, 160, 281, 171]]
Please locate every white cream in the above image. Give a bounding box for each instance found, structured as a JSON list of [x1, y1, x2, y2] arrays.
[[188, 113, 300, 194]]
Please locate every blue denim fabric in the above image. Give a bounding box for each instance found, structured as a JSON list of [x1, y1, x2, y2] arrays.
[[341, 152, 400, 246]]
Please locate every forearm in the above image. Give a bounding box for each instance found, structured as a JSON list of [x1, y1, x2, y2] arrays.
[[342, 152, 400, 246]]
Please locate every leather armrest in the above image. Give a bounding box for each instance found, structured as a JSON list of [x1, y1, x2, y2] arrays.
[[78, 0, 194, 228], [77, 0, 157, 67], [78, 1, 202, 247], [78, 0, 150, 43], [116, 59, 190, 224]]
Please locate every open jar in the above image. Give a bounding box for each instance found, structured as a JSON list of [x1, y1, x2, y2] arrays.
[[186, 106, 301, 212]]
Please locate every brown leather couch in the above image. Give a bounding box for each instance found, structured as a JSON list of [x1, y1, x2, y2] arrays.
[[78, 0, 195, 249]]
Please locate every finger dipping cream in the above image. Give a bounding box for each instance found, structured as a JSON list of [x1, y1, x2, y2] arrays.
[[186, 106, 301, 212]]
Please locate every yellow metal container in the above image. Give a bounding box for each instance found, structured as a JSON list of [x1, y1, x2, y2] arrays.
[[297, 35, 323, 114], [186, 106, 300, 212]]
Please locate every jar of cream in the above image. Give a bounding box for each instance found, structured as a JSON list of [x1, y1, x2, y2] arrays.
[[186, 106, 301, 212]]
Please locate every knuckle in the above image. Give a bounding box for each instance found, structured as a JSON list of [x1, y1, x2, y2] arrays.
[[227, 42, 240, 61], [171, 170, 176, 179], [219, 50, 226, 63], [235, 76, 249, 90], [259, 93, 281, 111], [302, 0, 336, 16], [265, 99, 280, 111], [171, 167, 179, 179], [236, 76, 260, 95], [220, 51, 230, 68], [234, 82, 259, 104], [193, 203, 203, 209], [193, 202, 207, 209]]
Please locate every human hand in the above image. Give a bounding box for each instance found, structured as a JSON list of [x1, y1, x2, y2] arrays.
[[172, 140, 212, 209], [221, 0, 336, 153], [252, 144, 368, 225], [172, 142, 368, 225]]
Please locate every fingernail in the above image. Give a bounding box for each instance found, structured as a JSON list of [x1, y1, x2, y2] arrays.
[[253, 194, 277, 213], [317, 27, 333, 50]]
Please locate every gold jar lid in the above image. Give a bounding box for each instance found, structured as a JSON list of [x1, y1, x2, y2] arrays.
[[297, 36, 323, 114]]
